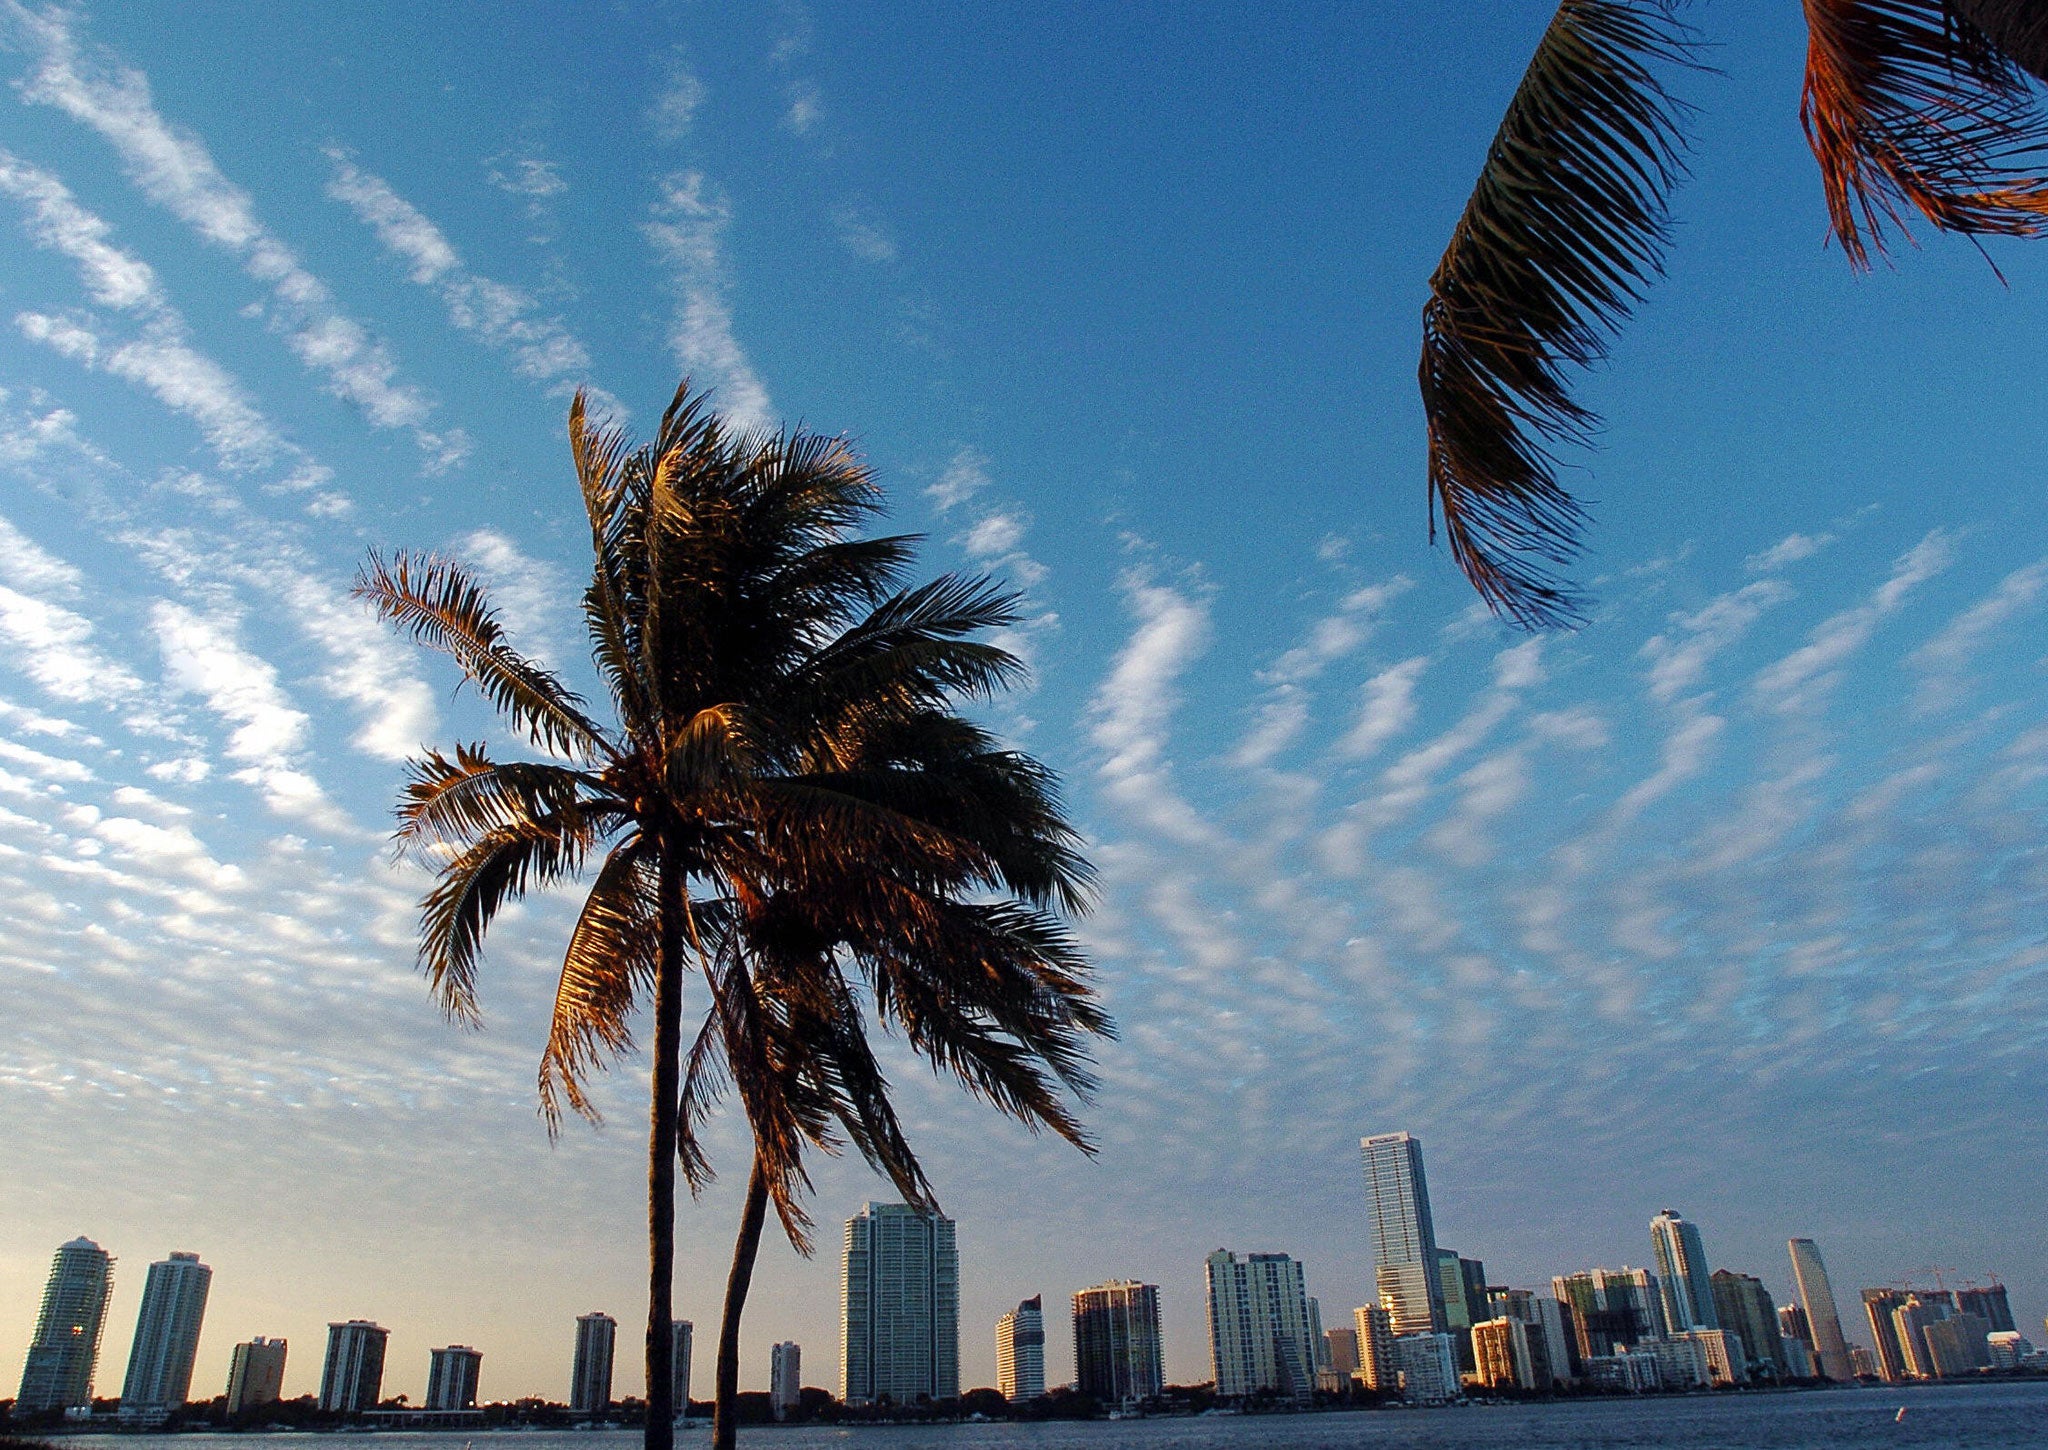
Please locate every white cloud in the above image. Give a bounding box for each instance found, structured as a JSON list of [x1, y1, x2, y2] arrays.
[[644, 171, 773, 433], [830, 200, 896, 263], [0, 145, 157, 309], [0, 511, 147, 709], [928, 447, 990, 513], [1640, 579, 1792, 704], [1746, 531, 1834, 573], [650, 54, 707, 140], [1753, 529, 1954, 716], [1337, 656, 1428, 760], [1087, 571, 1217, 845], [1909, 557, 2048, 714]]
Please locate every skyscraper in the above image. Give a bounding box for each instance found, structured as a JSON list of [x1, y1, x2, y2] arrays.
[[768, 1342, 801, 1420], [1861, 1289, 1910, 1382], [1352, 1306, 1396, 1391], [1203, 1250, 1319, 1401], [16, 1236, 114, 1413], [1787, 1238, 1854, 1381], [1553, 1267, 1668, 1357], [1957, 1283, 2015, 1334], [318, 1321, 387, 1413], [994, 1296, 1045, 1401], [1709, 1269, 1785, 1378], [120, 1251, 213, 1418], [671, 1321, 693, 1419], [225, 1338, 287, 1415], [425, 1347, 481, 1411], [840, 1202, 959, 1405], [1649, 1210, 1719, 1332], [1360, 1132, 1445, 1336], [1072, 1281, 1163, 1404], [570, 1312, 617, 1417]]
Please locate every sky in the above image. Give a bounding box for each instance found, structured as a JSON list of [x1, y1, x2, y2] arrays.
[[1, 0, 2045, 1408]]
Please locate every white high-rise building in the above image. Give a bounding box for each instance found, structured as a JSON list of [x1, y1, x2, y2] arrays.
[[671, 1321, 693, 1419], [225, 1338, 287, 1415], [1787, 1238, 1854, 1381], [17, 1237, 115, 1413], [1360, 1133, 1446, 1336], [769, 1341, 801, 1420], [1392, 1332, 1460, 1403], [1204, 1250, 1319, 1401], [120, 1252, 213, 1419], [840, 1203, 959, 1405], [318, 1321, 388, 1413], [425, 1347, 481, 1410], [995, 1296, 1045, 1401], [570, 1312, 617, 1417], [1649, 1210, 1720, 1332]]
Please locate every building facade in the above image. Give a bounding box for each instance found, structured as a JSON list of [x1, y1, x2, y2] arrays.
[[425, 1347, 481, 1411], [1649, 1210, 1719, 1333], [1360, 1132, 1445, 1336], [225, 1338, 287, 1415], [995, 1295, 1045, 1401], [17, 1236, 115, 1413], [1472, 1316, 1536, 1390], [318, 1321, 388, 1414], [1710, 1269, 1785, 1378], [1957, 1284, 2015, 1334], [1861, 1289, 1910, 1381], [1787, 1238, 1854, 1381], [1553, 1268, 1666, 1358], [1391, 1332, 1460, 1403], [570, 1312, 617, 1417], [769, 1341, 801, 1420], [672, 1321, 693, 1419], [1353, 1305, 1396, 1391], [840, 1202, 959, 1405], [1204, 1250, 1319, 1401], [121, 1251, 213, 1418], [1072, 1280, 1163, 1404]]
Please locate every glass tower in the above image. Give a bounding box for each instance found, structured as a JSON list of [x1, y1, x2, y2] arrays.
[[1360, 1132, 1446, 1335], [17, 1237, 115, 1413], [121, 1251, 212, 1416], [1650, 1209, 1720, 1331], [1786, 1238, 1854, 1380]]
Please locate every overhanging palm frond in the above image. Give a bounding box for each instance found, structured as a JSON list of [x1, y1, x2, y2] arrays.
[[396, 744, 603, 853], [540, 837, 659, 1129], [1421, 0, 1696, 629], [418, 816, 594, 1023], [1803, 0, 2048, 270], [1952, 0, 2048, 84]]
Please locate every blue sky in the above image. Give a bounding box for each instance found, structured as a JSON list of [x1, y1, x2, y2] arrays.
[[2, 0, 2045, 1404]]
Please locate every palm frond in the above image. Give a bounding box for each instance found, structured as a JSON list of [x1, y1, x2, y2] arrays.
[[1421, 0, 1697, 629], [570, 392, 656, 735], [418, 815, 593, 1024], [396, 744, 608, 853], [1804, 0, 2048, 270], [354, 551, 610, 761], [1951, 0, 2048, 84], [538, 838, 659, 1130]]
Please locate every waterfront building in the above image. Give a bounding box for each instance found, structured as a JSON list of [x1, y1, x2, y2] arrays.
[[1778, 1302, 1811, 1347], [570, 1312, 616, 1417], [1486, 1288, 1570, 1386], [1780, 1334, 1814, 1377], [1471, 1316, 1536, 1390], [1861, 1289, 1910, 1381], [1323, 1326, 1360, 1376], [1352, 1305, 1396, 1391], [16, 1236, 114, 1413], [425, 1347, 481, 1411], [1072, 1280, 1163, 1404], [1924, 1314, 1992, 1376], [1203, 1249, 1318, 1401], [841, 1202, 959, 1405], [1649, 1210, 1719, 1332], [1849, 1344, 1878, 1378], [672, 1321, 693, 1419], [1644, 1334, 1712, 1389], [994, 1296, 1045, 1402], [1787, 1238, 1854, 1381], [1553, 1268, 1666, 1358], [769, 1341, 801, 1420], [1359, 1132, 1446, 1336], [225, 1338, 287, 1414], [1391, 1332, 1459, 1403], [318, 1321, 388, 1413], [1957, 1283, 2015, 1334], [1685, 1328, 1745, 1385], [1988, 1331, 2035, 1370], [120, 1251, 212, 1419], [1709, 1270, 1785, 1378]]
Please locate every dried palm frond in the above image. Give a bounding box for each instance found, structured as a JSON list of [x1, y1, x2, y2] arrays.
[[1804, 0, 2048, 270], [1951, 0, 2048, 84], [1421, 0, 1697, 630]]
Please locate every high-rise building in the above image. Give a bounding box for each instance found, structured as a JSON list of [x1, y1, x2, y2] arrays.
[[425, 1347, 481, 1411], [671, 1321, 693, 1420], [318, 1321, 388, 1414], [1360, 1132, 1445, 1336], [1860, 1289, 1911, 1382], [994, 1296, 1045, 1402], [840, 1203, 959, 1405], [225, 1338, 287, 1415], [1487, 1288, 1570, 1387], [769, 1342, 800, 1421], [1787, 1239, 1853, 1381], [120, 1251, 213, 1418], [570, 1313, 616, 1417], [1072, 1281, 1162, 1404], [1957, 1284, 2015, 1334], [1391, 1332, 1460, 1403], [1553, 1268, 1666, 1358], [1709, 1270, 1785, 1379], [1923, 1315, 1992, 1377], [1778, 1302, 1811, 1347], [1353, 1306, 1396, 1391], [1204, 1250, 1319, 1401], [1649, 1210, 1719, 1332], [1323, 1326, 1360, 1377], [16, 1236, 115, 1413], [1780, 1334, 1815, 1378], [1472, 1316, 1537, 1390]]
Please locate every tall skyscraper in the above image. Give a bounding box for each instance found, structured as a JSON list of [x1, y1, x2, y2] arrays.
[[1709, 1269, 1785, 1378], [1553, 1268, 1668, 1357], [1957, 1283, 2015, 1334], [425, 1347, 481, 1411], [1360, 1132, 1446, 1336], [994, 1296, 1045, 1401], [671, 1321, 693, 1418], [570, 1312, 617, 1417], [318, 1321, 388, 1413], [1861, 1289, 1910, 1382], [768, 1342, 801, 1421], [225, 1338, 287, 1415], [1649, 1210, 1720, 1332], [1072, 1281, 1163, 1404], [120, 1251, 213, 1417], [16, 1236, 115, 1413], [1787, 1238, 1854, 1381], [1203, 1250, 1319, 1401], [840, 1202, 959, 1405]]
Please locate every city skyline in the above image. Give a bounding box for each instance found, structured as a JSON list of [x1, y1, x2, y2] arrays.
[[4, 0, 2048, 1407]]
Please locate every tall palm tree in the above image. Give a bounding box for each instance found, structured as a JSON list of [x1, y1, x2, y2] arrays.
[[1423, 0, 2048, 628], [354, 381, 1104, 1450]]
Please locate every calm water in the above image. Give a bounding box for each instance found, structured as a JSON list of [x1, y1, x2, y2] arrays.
[[58, 1384, 2048, 1450]]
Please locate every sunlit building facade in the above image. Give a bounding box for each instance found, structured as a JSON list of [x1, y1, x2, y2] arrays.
[[1360, 1132, 1445, 1337], [995, 1296, 1045, 1402], [1787, 1238, 1854, 1381], [1649, 1210, 1719, 1333], [17, 1237, 114, 1413]]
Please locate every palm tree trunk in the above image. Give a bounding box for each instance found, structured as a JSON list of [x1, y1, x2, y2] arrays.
[[712, 1153, 770, 1450], [644, 848, 685, 1450]]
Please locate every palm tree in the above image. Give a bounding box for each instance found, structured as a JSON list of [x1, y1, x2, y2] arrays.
[[354, 381, 1106, 1450], [1423, 0, 2048, 628]]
